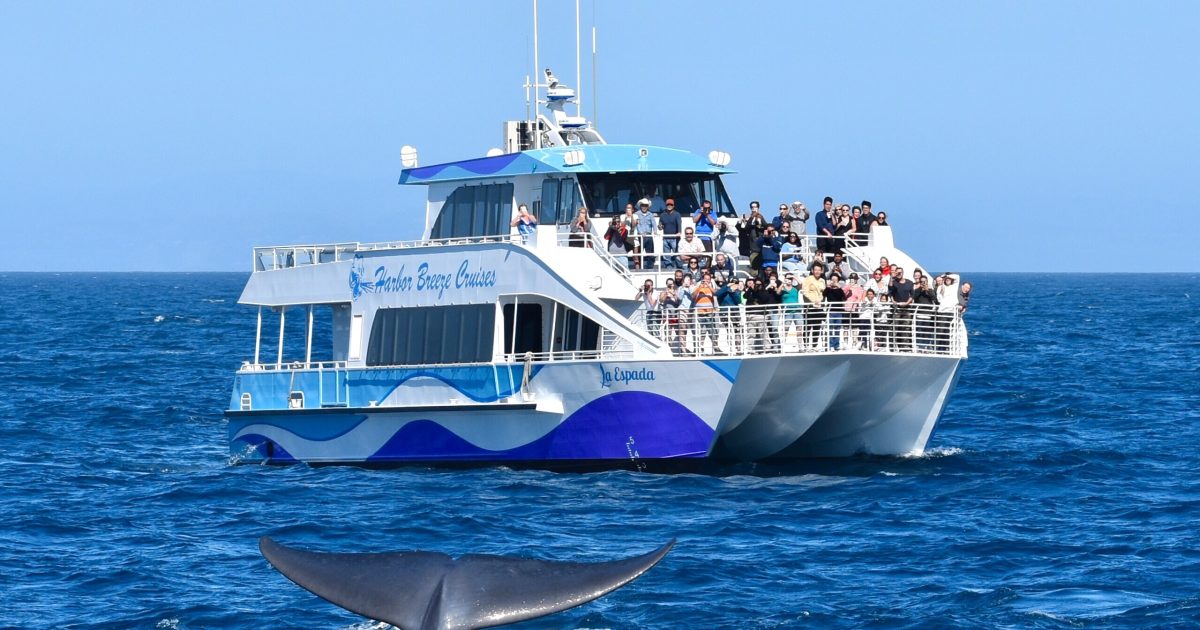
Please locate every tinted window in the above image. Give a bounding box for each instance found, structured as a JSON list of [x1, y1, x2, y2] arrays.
[[366, 305, 495, 366]]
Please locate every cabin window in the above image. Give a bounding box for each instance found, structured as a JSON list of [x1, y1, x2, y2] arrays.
[[577, 172, 736, 217], [431, 183, 515, 238], [536, 178, 583, 225], [366, 305, 495, 366], [502, 303, 543, 355]]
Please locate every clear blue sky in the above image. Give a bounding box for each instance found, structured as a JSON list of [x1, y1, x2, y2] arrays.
[[2, 1, 1196, 272]]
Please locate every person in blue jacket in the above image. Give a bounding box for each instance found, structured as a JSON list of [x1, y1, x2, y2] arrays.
[[755, 225, 783, 276]]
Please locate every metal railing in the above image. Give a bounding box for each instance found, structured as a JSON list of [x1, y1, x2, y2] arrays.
[[639, 302, 966, 358], [252, 233, 521, 272], [554, 231, 634, 283], [611, 233, 867, 275]]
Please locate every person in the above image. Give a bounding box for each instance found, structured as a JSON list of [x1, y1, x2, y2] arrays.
[[691, 272, 719, 354], [789, 201, 809, 236], [675, 275, 695, 354], [741, 202, 769, 268], [715, 276, 743, 353], [858, 200, 876, 241], [815, 196, 836, 256], [678, 227, 707, 268], [843, 273, 866, 349], [876, 293, 894, 350], [878, 256, 893, 277], [658, 199, 683, 268], [715, 218, 739, 258], [735, 201, 764, 258], [865, 268, 890, 295], [634, 198, 656, 269], [833, 204, 853, 253], [604, 217, 632, 269], [684, 257, 703, 283], [510, 203, 538, 243], [958, 281, 972, 315], [710, 252, 735, 286], [693, 200, 717, 253], [823, 273, 847, 350], [888, 266, 915, 351], [827, 252, 850, 279], [635, 279, 661, 338], [756, 225, 782, 274], [569, 208, 591, 247], [622, 202, 641, 267], [913, 272, 937, 351], [780, 273, 803, 349], [857, 288, 880, 349], [759, 275, 784, 351], [872, 211, 890, 230], [658, 278, 682, 353], [779, 232, 805, 274], [801, 262, 827, 351], [850, 206, 867, 246], [935, 273, 959, 352], [772, 203, 792, 232]]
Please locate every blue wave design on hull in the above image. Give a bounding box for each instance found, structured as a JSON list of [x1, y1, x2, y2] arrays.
[[233, 391, 715, 462]]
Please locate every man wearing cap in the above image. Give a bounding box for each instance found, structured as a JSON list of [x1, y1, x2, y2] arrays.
[[634, 198, 657, 269], [658, 199, 682, 269]]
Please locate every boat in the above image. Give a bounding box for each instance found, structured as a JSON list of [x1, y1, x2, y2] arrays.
[[224, 63, 968, 468]]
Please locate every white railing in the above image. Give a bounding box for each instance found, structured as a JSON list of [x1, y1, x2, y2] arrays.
[[554, 231, 634, 283], [616, 233, 867, 276], [640, 302, 966, 358], [239, 360, 349, 372], [252, 233, 521, 272]]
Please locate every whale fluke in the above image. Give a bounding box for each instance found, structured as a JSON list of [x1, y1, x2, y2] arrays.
[[259, 536, 674, 630]]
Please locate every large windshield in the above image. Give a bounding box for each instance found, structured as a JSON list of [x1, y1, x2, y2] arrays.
[[577, 172, 736, 218]]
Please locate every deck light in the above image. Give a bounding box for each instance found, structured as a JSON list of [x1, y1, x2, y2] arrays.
[[400, 145, 419, 168], [708, 150, 732, 167], [486, 148, 504, 157], [563, 149, 586, 166]]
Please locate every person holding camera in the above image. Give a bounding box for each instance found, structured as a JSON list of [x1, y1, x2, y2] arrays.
[[604, 216, 632, 270], [693, 200, 717, 253], [739, 202, 768, 265], [635, 279, 661, 338]]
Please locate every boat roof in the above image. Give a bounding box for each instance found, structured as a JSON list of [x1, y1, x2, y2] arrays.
[[398, 144, 734, 185]]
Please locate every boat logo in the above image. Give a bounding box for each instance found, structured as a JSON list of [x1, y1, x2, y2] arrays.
[[349, 255, 498, 301], [600, 366, 656, 387]]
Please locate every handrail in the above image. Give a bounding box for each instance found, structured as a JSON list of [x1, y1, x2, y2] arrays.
[[554, 231, 634, 283], [252, 233, 522, 272], [640, 301, 966, 358]]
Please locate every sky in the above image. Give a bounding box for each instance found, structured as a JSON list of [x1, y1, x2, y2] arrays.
[[1, 0, 1197, 272]]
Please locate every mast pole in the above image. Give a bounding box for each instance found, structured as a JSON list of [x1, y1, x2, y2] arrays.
[[532, 0, 540, 149], [576, 0, 581, 118]]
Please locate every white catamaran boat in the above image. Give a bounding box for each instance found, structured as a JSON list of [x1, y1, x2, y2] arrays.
[[225, 64, 968, 468]]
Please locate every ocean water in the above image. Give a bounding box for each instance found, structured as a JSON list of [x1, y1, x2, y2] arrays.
[[1, 272, 1198, 629]]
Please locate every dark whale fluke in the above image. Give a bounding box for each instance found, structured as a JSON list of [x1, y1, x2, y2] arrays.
[[259, 536, 674, 630]]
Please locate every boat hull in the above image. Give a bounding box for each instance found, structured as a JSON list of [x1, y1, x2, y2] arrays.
[[227, 361, 734, 465], [714, 353, 962, 459]]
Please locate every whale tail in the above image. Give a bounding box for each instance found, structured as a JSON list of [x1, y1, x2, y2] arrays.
[[259, 536, 674, 630]]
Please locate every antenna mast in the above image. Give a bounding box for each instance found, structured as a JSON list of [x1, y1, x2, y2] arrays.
[[576, 0, 581, 118], [532, 0, 540, 149]]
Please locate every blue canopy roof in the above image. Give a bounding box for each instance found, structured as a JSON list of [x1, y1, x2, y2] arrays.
[[398, 144, 734, 185]]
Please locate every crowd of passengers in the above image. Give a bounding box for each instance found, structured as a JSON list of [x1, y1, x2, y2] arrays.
[[607, 196, 974, 356]]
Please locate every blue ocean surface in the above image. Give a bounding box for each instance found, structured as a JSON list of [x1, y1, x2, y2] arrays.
[[1, 272, 1197, 629]]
